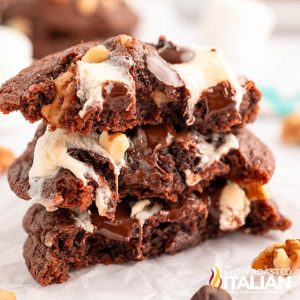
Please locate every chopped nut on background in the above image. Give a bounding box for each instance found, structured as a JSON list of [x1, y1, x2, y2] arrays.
[[282, 113, 300, 145], [252, 239, 300, 275], [0, 288, 16, 300], [0, 146, 15, 173]]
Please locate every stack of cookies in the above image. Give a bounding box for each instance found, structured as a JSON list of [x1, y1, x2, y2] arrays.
[[0, 35, 291, 286]]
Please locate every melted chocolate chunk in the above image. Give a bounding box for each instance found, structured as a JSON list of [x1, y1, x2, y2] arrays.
[[145, 51, 184, 87], [201, 81, 237, 119], [91, 203, 139, 242], [191, 285, 232, 300], [139, 125, 176, 153], [102, 81, 133, 112], [157, 38, 195, 64]]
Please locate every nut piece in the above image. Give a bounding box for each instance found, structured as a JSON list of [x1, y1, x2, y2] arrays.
[[5, 17, 32, 35], [119, 34, 133, 47], [252, 239, 300, 275], [0, 146, 15, 173], [75, 0, 98, 16], [282, 113, 300, 145], [41, 71, 75, 126], [151, 91, 172, 106], [82, 45, 110, 63], [0, 289, 16, 300], [219, 182, 250, 231], [244, 184, 271, 201], [99, 131, 130, 164]]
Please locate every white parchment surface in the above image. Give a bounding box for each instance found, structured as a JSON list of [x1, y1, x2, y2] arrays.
[[0, 115, 300, 300]]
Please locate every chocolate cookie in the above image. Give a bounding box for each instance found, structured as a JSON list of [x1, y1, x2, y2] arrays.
[[0, 0, 138, 58], [23, 180, 291, 286], [0, 35, 261, 134], [8, 124, 274, 219]]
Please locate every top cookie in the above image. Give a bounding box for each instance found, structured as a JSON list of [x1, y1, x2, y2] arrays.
[[0, 35, 261, 134]]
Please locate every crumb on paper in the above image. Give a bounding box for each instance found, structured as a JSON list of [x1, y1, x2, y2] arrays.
[[0, 288, 17, 300], [282, 113, 300, 145], [0, 146, 15, 173]]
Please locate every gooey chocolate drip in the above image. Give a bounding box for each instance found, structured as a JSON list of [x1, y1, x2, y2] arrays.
[[90, 202, 139, 242], [89, 197, 207, 243]]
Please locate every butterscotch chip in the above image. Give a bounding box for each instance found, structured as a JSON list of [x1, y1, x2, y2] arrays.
[[0, 146, 15, 173], [282, 113, 300, 145], [252, 239, 300, 275], [75, 0, 98, 16], [41, 71, 75, 126], [6, 17, 32, 35], [244, 184, 271, 201], [82, 45, 110, 63], [0, 288, 16, 300], [99, 131, 130, 164]]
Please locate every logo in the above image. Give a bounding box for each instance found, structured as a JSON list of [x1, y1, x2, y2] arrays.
[[208, 265, 292, 294], [209, 266, 222, 290]]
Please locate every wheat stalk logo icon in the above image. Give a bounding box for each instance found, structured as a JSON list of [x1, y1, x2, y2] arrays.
[[209, 266, 222, 290]]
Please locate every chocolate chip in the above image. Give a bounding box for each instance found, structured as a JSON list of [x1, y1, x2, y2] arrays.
[[191, 285, 232, 300]]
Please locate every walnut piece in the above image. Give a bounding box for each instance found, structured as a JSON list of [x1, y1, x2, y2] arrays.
[[82, 45, 110, 63], [0, 146, 15, 173], [0, 288, 16, 300], [252, 239, 300, 275], [75, 0, 98, 16], [99, 131, 130, 164], [282, 113, 300, 145]]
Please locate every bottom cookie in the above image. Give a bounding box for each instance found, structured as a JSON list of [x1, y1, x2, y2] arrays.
[[23, 180, 291, 286]]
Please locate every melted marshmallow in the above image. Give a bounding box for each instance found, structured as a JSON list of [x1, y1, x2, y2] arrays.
[[185, 132, 239, 186], [77, 55, 135, 117], [29, 128, 120, 216], [73, 210, 94, 233], [172, 46, 244, 125], [131, 200, 161, 227]]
